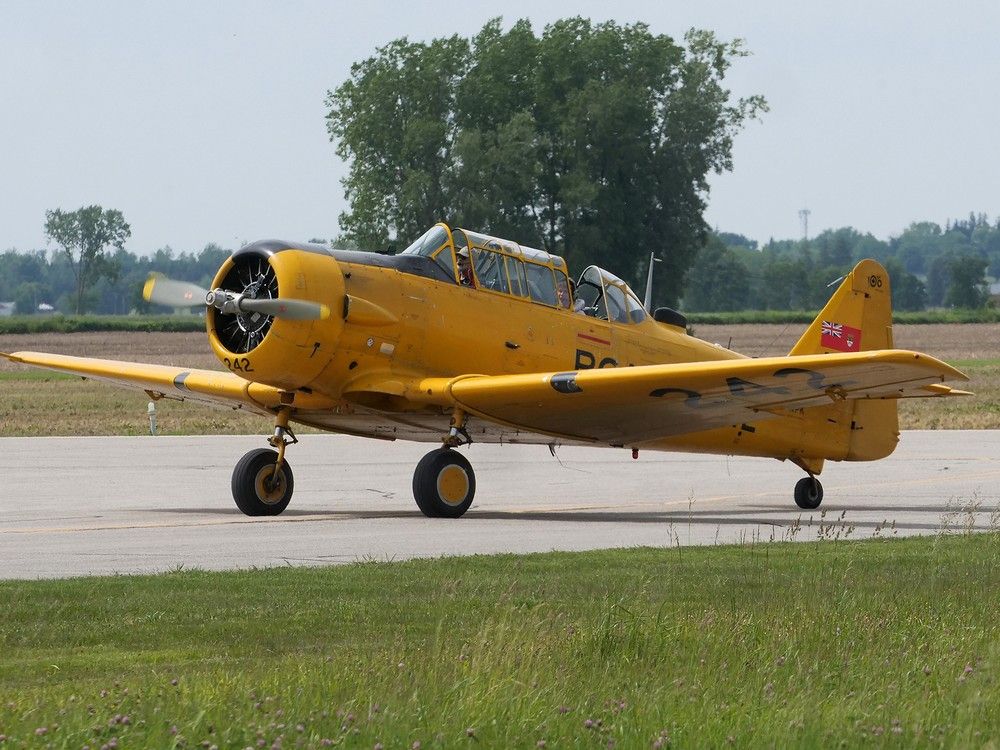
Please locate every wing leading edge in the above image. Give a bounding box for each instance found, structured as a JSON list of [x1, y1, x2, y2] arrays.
[[426, 350, 970, 445], [0, 351, 335, 414]]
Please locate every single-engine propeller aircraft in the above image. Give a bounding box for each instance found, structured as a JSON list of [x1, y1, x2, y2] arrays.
[[2, 223, 970, 517]]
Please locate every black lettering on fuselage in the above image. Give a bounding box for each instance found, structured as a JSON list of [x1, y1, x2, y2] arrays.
[[575, 348, 618, 369]]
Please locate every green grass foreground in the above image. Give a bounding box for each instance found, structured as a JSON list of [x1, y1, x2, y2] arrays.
[[1, 536, 998, 748]]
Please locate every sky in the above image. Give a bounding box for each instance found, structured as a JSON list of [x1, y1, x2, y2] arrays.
[[2, 1, 998, 255]]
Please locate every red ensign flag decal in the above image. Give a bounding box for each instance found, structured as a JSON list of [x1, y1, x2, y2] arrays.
[[820, 320, 862, 352]]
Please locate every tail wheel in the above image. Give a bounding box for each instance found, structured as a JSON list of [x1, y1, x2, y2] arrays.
[[794, 476, 823, 510], [412, 448, 476, 518], [232, 448, 294, 516]]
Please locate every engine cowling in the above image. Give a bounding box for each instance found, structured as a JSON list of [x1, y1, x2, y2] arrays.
[[206, 245, 345, 392]]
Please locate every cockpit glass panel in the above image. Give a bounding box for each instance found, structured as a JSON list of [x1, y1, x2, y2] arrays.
[[625, 290, 647, 323], [464, 230, 503, 252], [504, 255, 527, 297], [524, 262, 558, 306], [472, 248, 510, 293], [401, 225, 449, 257], [429, 244, 457, 280], [605, 284, 630, 324], [576, 266, 604, 317]]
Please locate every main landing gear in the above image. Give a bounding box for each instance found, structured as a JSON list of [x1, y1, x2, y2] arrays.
[[230, 408, 477, 519], [793, 475, 824, 510], [232, 408, 296, 516], [412, 409, 476, 518]]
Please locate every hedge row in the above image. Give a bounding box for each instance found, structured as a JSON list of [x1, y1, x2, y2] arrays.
[[0, 315, 206, 334]]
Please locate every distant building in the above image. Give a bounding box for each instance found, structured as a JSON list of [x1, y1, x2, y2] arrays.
[[0, 302, 14, 317], [37, 303, 56, 314]]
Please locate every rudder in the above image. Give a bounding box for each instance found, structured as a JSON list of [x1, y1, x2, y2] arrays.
[[789, 259, 893, 356]]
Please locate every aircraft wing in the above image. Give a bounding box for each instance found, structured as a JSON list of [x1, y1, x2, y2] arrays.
[[431, 350, 970, 445], [0, 351, 331, 414]]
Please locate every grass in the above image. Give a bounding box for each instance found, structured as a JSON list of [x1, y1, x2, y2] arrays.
[[0, 535, 998, 747]]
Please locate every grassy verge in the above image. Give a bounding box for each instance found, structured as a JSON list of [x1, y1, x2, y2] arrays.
[[1, 536, 998, 747]]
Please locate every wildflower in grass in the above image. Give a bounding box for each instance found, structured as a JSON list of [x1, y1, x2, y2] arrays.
[[557, 705, 571, 714], [412, 742, 421, 749], [374, 743, 384, 750], [537, 741, 546, 748], [584, 719, 595, 729], [35, 727, 48, 736], [466, 727, 476, 737]]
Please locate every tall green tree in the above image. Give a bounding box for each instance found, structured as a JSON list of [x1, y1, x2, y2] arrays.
[[327, 17, 766, 305], [944, 255, 990, 309], [683, 235, 749, 311], [44, 205, 131, 314]]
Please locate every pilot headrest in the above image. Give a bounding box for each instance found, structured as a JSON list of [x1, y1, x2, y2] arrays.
[[457, 247, 470, 258]]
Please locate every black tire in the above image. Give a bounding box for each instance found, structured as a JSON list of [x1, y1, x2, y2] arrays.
[[231, 448, 294, 516], [794, 476, 823, 510], [412, 448, 476, 518]]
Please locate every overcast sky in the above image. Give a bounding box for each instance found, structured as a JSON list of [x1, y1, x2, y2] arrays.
[[2, 1, 998, 255]]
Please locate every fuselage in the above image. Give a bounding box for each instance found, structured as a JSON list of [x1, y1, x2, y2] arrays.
[[201, 229, 889, 464]]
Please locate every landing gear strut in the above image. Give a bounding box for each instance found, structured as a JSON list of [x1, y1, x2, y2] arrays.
[[793, 476, 824, 510], [231, 408, 296, 516], [412, 409, 476, 518]]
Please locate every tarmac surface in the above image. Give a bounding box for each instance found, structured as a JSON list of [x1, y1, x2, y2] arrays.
[[2, 431, 998, 579]]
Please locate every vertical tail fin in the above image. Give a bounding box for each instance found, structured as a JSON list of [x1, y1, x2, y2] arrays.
[[790, 259, 893, 355], [791, 260, 899, 462]]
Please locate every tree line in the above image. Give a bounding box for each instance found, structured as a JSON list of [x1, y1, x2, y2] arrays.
[[3, 210, 995, 315], [685, 216, 997, 312]]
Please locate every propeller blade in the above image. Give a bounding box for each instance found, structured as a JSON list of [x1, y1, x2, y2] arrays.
[[143, 274, 209, 308], [240, 298, 330, 320]]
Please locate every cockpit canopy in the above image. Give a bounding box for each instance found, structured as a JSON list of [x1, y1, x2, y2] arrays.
[[401, 223, 647, 324]]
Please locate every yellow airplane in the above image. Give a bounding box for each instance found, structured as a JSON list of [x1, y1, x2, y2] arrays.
[[1, 223, 970, 517]]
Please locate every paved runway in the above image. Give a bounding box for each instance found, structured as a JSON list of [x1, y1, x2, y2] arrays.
[[2, 431, 998, 579]]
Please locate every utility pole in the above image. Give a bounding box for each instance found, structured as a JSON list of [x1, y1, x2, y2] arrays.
[[798, 208, 811, 242]]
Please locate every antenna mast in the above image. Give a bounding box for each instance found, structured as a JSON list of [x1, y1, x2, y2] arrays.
[[643, 252, 662, 310], [798, 208, 811, 241]]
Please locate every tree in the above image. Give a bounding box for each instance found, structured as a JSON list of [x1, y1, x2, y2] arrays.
[[944, 255, 990, 309], [884, 258, 927, 312], [44, 205, 131, 314], [683, 235, 749, 311], [327, 17, 766, 305]]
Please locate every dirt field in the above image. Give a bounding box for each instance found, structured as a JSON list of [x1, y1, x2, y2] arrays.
[[0, 325, 997, 435]]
